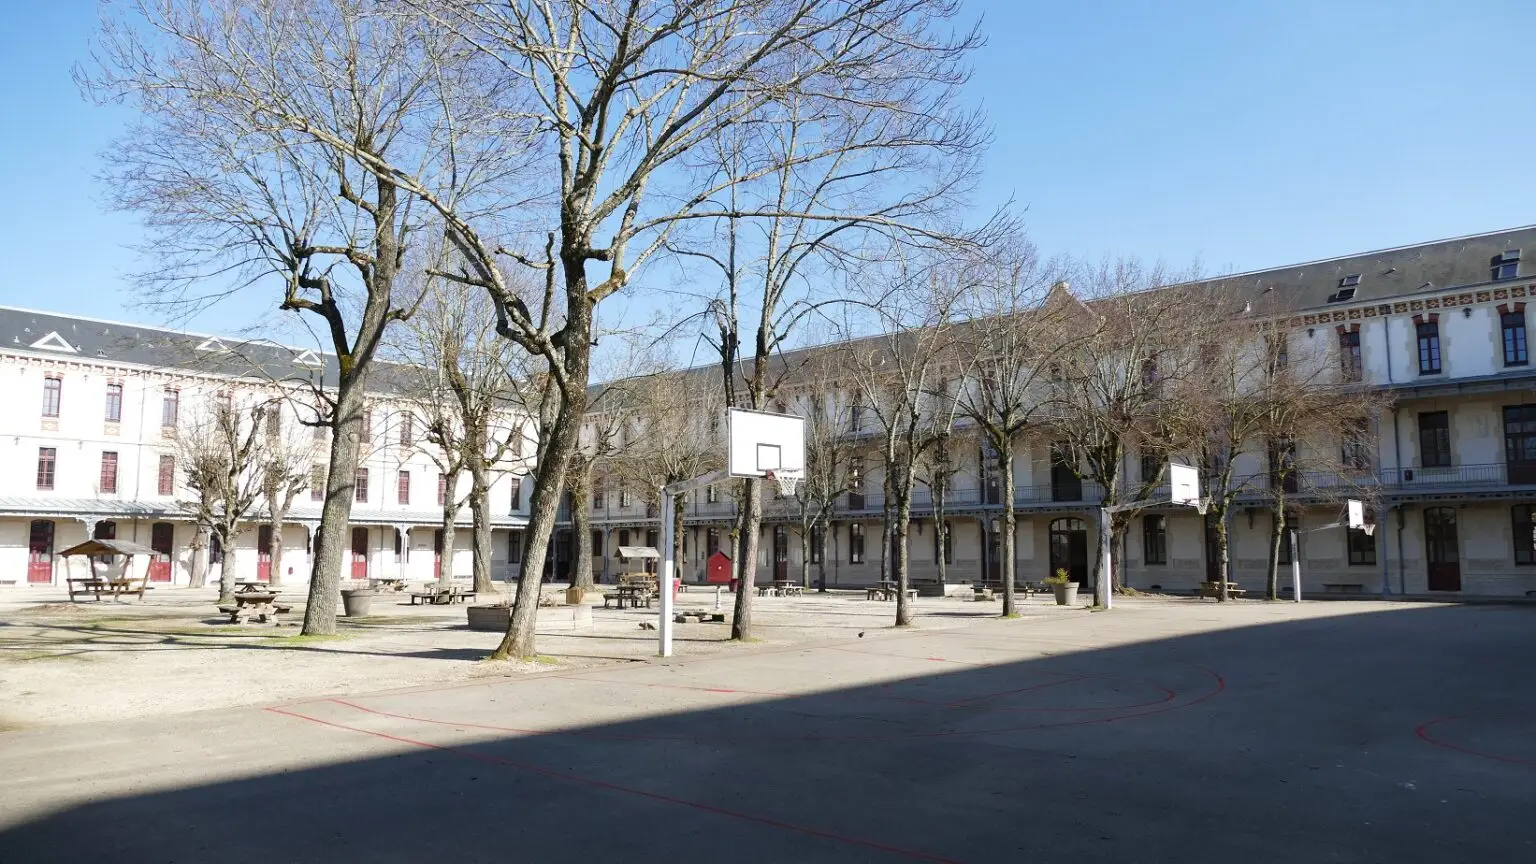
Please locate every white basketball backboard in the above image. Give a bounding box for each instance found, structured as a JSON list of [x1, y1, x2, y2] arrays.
[[727, 408, 805, 478], [1347, 499, 1365, 530], [1169, 462, 1201, 506]]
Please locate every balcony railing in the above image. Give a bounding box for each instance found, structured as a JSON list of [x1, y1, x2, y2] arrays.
[[1379, 462, 1536, 489]]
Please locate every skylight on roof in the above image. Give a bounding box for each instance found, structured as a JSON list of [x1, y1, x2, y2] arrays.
[[1339, 274, 1361, 288], [1329, 287, 1357, 303]]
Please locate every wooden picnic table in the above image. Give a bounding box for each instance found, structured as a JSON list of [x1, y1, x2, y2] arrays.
[[758, 580, 803, 597], [67, 576, 147, 602], [235, 581, 273, 594], [407, 584, 479, 605], [217, 591, 291, 624]]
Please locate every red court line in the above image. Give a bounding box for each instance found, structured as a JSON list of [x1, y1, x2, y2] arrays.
[[1415, 716, 1535, 768], [264, 704, 964, 864], [326, 657, 1223, 744], [945, 676, 1087, 707]]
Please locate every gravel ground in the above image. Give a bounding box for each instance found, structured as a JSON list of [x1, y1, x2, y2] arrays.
[[0, 583, 1054, 728]]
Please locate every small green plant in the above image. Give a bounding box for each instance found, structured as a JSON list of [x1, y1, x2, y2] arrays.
[[1044, 568, 1072, 586]]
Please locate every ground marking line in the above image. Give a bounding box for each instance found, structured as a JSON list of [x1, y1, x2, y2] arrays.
[[264, 704, 966, 864], [1415, 716, 1535, 768]]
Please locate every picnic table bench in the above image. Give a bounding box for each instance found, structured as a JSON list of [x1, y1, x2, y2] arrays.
[[216, 591, 292, 624], [865, 585, 918, 601], [603, 584, 654, 609], [408, 585, 478, 605], [67, 577, 147, 602], [757, 581, 804, 597], [1197, 581, 1247, 599]]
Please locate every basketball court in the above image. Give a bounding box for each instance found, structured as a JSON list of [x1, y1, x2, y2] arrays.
[[2, 597, 1533, 863]]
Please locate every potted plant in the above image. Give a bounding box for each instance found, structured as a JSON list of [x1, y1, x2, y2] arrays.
[[1045, 568, 1078, 606], [466, 603, 511, 631], [340, 584, 376, 617]]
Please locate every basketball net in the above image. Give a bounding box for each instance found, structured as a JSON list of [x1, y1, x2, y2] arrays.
[[766, 469, 803, 498]]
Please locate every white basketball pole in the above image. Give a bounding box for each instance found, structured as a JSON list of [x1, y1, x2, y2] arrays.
[[659, 488, 676, 657], [1289, 526, 1302, 603]]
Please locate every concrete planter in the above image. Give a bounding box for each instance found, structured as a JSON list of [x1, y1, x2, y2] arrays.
[[467, 604, 512, 632], [1052, 583, 1079, 606], [340, 588, 376, 617]]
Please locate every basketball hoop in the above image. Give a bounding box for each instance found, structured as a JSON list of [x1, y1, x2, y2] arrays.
[[766, 469, 803, 498], [1192, 497, 1212, 516]]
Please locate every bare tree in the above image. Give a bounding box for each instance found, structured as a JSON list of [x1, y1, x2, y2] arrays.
[[258, 397, 315, 588], [790, 377, 854, 590], [83, 1, 522, 634], [279, 0, 1000, 657], [842, 259, 968, 626], [957, 245, 1072, 616], [1041, 259, 1208, 600], [177, 395, 267, 603]]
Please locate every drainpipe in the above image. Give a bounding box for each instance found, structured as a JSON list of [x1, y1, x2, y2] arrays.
[[1382, 310, 1398, 598]]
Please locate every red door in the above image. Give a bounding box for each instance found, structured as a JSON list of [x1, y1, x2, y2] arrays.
[[350, 527, 369, 579], [433, 529, 444, 578], [27, 520, 54, 584], [149, 522, 174, 582], [256, 525, 272, 581]]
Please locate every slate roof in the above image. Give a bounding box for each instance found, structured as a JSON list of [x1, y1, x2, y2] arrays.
[[0, 497, 177, 518]]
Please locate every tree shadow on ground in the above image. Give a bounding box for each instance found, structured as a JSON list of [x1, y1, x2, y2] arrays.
[[2, 604, 1533, 863]]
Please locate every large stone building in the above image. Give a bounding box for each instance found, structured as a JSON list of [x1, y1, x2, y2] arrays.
[[583, 225, 1536, 598], [0, 309, 533, 588], [5, 225, 1536, 598]]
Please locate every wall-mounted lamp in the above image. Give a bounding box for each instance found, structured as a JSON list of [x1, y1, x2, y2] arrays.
[[1463, 307, 1472, 319], [1306, 328, 1315, 338]]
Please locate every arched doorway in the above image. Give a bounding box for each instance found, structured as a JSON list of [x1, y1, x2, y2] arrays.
[[1049, 517, 1089, 584]]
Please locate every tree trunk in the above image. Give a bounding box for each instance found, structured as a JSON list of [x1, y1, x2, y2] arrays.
[[999, 444, 1018, 617], [493, 371, 584, 661], [1214, 506, 1231, 602], [933, 481, 948, 586], [816, 518, 829, 592], [799, 524, 812, 589], [894, 481, 914, 626], [268, 514, 284, 588], [1266, 508, 1286, 600], [672, 491, 686, 582], [569, 461, 595, 591], [189, 524, 208, 589], [438, 470, 461, 590], [469, 462, 494, 594], [301, 378, 367, 635], [730, 478, 762, 640], [217, 526, 237, 604]]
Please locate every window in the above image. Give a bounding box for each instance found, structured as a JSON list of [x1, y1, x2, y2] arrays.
[[1339, 273, 1361, 288], [158, 454, 175, 495], [399, 413, 413, 446], [1514, 505, 1536, 565], [706, 483, 719, 504], [41, 376, 61, 418], [1416, 320, 1441, 375], [360, 408, 372, 444], [619, 480, 631, 508], [592, 477, 604, 509], [437, 474, 448, 506], [36, 447, 56, 490], [355, 468, 369, 503], [104, 382, 122, 422], [1347, 511, 1377, 566], [1140, 449, 1164, 484], [162, 389, 179, 427], [1493, 250, 1521, 282], [508, 531, 522, 564], [1503, 310, 1528, 367], [310, 465, 325, 501], [393, 528, 403, 563], [1141, 354, 1162, 397], [1265, 333, 1288, 375], [591, 530, 603, 557], [850, 395, 863, 432], [510, 477, 522, 512], [1419, 411, 1451, 468], [100, 451, 118, 494], [707, 528, 721, 558], [848, 458, 864, 498], [1142, 515, 1167, 565], [811, 526, 824, 564], [512, 424, 525, 458], [849, 523, 865, 564], [933, 520, 953, 565], [397, 470, 411, 505], [617, 529, 630, 553], [1339, 329, 1362, 382], [1341, 421, 1372, 470]]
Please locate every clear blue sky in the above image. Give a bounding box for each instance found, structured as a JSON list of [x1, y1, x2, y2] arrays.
[[2, 0, 1532, 336]]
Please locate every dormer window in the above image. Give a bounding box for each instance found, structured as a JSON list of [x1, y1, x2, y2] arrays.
[[1329, 287, 1356, 303], [1339, 274, 1361, 288], [1493, 250, 1521, 282]]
